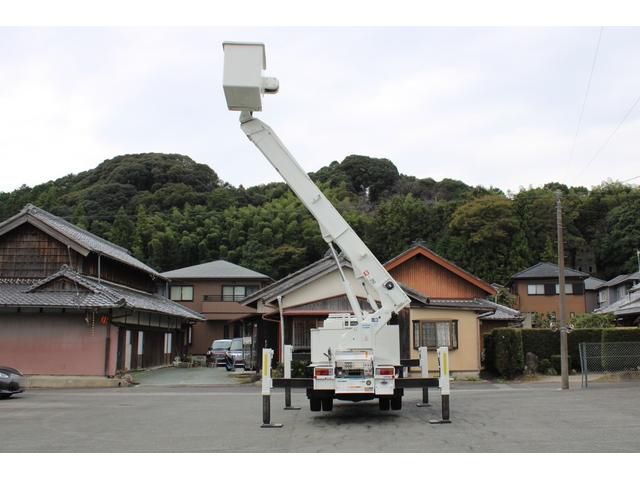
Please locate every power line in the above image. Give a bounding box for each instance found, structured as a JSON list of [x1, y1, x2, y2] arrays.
[[563, 27, 604, 183], [619, 174, 640, 184], [575, 91, 640, 180]]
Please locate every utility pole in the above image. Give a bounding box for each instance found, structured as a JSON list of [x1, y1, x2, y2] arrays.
[[556, 191, 569, 390], [636, 248, 640, 273]]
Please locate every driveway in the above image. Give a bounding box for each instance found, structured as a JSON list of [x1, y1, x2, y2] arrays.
[[130, 366, 251, 386]]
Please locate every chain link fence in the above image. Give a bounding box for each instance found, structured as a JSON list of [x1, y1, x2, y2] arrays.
[[579, 342, 640, 388]]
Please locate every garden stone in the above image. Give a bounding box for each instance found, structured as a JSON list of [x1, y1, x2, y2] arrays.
[[525, 352, 538, 375]]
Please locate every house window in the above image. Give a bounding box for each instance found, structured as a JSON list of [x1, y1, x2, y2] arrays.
[[170, 285, 194, 301], [555, 283, 574, 295], [598, 289, 608, 304], [164, 333, 172, 354], [527, 284, 545, 295], [413, 320, 458, 350], [221, 285, 260, 301]]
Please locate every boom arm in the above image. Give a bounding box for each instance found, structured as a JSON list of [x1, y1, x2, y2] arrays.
[[239, 113, 410, 331], [222, 41, 410, 349]]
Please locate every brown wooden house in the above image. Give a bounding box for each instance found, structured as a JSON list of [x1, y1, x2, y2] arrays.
[[0, 204, 202, 376]]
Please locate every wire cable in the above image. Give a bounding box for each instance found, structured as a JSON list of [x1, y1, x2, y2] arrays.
[[619, 174, 640, 184], [563, 27, 604, 182], [575, 92, 640, 181]]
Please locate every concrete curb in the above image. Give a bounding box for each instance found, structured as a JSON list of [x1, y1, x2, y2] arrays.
[[25, 375, 133, 389]]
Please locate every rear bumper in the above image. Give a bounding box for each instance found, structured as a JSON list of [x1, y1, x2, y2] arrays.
[[0, 377, 25, 395], [306, 388, 404, 402]]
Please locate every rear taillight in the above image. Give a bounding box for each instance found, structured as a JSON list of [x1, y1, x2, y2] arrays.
[[376, 367, 395, 377], [314, 367, 334, 378]]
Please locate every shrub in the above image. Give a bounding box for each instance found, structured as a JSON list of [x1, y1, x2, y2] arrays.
[[522, 329, 560, 361], [493, 328, 524, 379], [495, 288, 517, 309], [292, 360, 312, 378], [572, 313, 615, 329], [272, 360, 311, 378], [538, 358, 551, 374], [550, 354, 571, 374], [602, 328, 640, 371], [483, 333, 497, 374], [601, 327, 640, 343], [568, 329, 602, 371]]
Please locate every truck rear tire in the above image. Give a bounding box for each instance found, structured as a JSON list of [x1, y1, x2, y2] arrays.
[[390, 396, 402, 410], [379, 398, 390, 411], [310, 398, 321, 412], [321, 398, 334, 411]]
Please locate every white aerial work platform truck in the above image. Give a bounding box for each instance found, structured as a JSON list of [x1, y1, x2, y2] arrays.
[[222, 42, 444, 416]]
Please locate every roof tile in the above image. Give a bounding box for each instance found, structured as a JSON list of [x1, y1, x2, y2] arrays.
[[511, 262, 589, 280], [0, 205, 163, 279], [0, 267, 202, 320], [162, 260, 269, 280]]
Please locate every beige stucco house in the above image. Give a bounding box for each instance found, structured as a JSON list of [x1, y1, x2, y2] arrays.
[[243, 244, 522, 376]]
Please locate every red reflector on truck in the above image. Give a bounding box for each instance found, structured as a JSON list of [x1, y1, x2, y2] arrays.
[[314, 368, 333, 378], [376, 367, 395, 377]]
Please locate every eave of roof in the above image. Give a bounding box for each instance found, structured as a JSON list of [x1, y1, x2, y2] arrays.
[[384, 243, 496, 296], [600, 272, 640, 288], [413, 298, 494, 312], [510, 261, 589, 281], [162, 259, 270, 280], [0, 267, 203, 321], [477, 299, 523, 320], [584, 276, 606, 291], [242, 253, 343, 305], [0, 205, 166, 280]]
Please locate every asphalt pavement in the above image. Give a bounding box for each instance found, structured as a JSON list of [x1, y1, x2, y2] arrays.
[[2, 380, 640, 452]]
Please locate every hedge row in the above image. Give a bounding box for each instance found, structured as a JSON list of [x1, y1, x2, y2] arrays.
[[494, 329, 524, 379], [602, 329, 640, 342], [484, 327, 640, 376]]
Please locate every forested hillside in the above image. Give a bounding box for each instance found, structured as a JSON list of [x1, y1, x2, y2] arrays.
[[1, 153, 638, 284]]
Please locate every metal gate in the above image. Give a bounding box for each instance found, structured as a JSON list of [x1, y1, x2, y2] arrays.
[[579, 342, 640, 388]]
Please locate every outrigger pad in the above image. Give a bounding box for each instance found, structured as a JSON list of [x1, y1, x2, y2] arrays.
[[428, 419, 451, 424], [261, 423, 284, 428], [284, 407, 301, 410]]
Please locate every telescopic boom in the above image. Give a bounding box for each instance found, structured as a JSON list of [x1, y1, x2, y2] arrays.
[[222, 42, 410, 349]]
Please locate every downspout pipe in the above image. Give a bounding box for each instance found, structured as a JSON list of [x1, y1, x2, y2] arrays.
[[104, 313, 111, 377], [277, 296, 285, 363]]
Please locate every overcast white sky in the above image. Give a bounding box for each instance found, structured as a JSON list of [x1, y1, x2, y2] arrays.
[[1, 27, 639, 194]]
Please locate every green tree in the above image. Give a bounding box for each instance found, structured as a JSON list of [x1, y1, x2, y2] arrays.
[[109, 207, 135, 250], [449, 195, 527, 283], [338, 155, 400, 202]]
